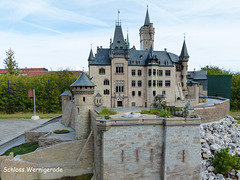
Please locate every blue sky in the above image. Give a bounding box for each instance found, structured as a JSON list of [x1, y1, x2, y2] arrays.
[[0, 0, 239, 71]]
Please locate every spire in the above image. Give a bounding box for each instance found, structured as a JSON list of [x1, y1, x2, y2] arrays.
[[71, 72, 96, 87], [179, 40, 189, 58], [127, 30, 130, 48], [144, 7, 151, 26], [88, 47, 94, 61], [112, 24, 127, 49]]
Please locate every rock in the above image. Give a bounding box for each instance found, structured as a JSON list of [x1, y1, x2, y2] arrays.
[[200, 138, 207, 143], [207, 166, 215, 172], [229, 169, 235, 176], [210, 144, 221, 151], [215, 173, 225, 180]]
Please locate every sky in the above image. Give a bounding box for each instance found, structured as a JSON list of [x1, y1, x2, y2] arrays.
[[0, 0, 239, 72]]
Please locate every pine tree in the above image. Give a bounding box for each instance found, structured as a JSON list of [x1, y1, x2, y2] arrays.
[[3, 48, 19, 75]]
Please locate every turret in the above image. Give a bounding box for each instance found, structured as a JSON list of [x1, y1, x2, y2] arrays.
[[139, 8, 155, 50], [179, 39, 190, 97], [71, 72, 95, 139]]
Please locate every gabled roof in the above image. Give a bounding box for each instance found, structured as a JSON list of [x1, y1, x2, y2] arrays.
[[112, 25, 127, 49], [144, 8, 151, 26], [96, 93, 102, 97], [188, 71, 207, 80], [71, 72, 96, 87], [179, 40, 189, 58], [88, 48, 94, 61]]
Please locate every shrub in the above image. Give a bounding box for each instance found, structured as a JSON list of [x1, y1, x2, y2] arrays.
[[212, 147, 240, 176], [140, 109, 149, 114], [54, 130, 70, 134], [99, 108, 117, 115], [149, 108, 158, 114], [104, 115, 111, 120]]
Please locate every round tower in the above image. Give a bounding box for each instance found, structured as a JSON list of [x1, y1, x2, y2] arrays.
[[71, 72, 95, 140]]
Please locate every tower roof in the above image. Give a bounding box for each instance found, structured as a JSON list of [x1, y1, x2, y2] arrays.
[[144, 8, 151, 26], [88, 48, 94, 61], [71, 72, 96, 87], [112, 25, 127, 49], [179, 40, 189, 58]]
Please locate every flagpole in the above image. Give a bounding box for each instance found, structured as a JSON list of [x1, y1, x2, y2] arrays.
[[33, 89, 36, 116]]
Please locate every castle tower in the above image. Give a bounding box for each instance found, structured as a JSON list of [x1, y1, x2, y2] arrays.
[[139, 8, 155, 50], [71, 72, 95, 139], [179, 39, 190, 97], [88, 48, 94, 74]]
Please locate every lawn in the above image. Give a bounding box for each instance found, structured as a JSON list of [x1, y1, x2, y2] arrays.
[[230, 111, 240, 123], [2, 142, 39, 156], [0, 112, 61, 119]]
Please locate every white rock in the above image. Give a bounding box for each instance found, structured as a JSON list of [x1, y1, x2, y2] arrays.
[[207, 166, 215, 172]]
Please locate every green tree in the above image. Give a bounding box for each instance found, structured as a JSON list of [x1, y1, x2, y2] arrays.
[[201, 65, 230, 75], [212, 147, 240, 177], [3, 48, 19, 75]]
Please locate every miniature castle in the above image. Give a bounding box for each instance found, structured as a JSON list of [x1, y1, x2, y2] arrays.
[[88, 8, 207, 109]]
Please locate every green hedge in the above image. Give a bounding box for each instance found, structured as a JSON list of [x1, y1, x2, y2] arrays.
[[0, 71, 79, 113]]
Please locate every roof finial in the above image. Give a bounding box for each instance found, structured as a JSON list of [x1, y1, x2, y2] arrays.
[[90, 44, 92, 49], [184, 33, 186, 40], [117, 9, 121, 26]]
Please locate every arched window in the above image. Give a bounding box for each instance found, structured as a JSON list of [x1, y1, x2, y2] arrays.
[[104, 89, 110, 95], [104, 79, 109, 85], [99, 68, 105, 75]]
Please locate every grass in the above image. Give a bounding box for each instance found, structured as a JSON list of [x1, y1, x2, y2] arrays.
[[230, 110, 240, 123], [99, 108, 117, 115], [54, 129, 70, 134], [2, 142, 39, 156], [0, 112, 61, 119]]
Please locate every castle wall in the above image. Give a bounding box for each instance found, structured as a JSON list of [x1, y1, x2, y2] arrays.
[[103, 125, 164, 180], [163, 121, 201, 180], [194, 98, 230, 123]]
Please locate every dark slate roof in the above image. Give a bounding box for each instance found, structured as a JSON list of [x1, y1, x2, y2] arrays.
[[144, 8, 151, 26], [61, 90, 71, 96], [71, 72, 96, 87], [91, 49, 111, 65], [90, 48, 180, 66], [179, 40, 189, 58], [88, 48, 94, 61], [96, 93, 102, 97], [112, 25, 127, 49], [188, 71, 207, 80], [187, 79, 199, 84]]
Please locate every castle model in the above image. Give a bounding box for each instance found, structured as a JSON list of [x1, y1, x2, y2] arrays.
[[87, 8, 207, 109]]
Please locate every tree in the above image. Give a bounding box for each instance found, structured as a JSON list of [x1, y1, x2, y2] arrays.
[[201, 65, 230, 75], [3, 48, 19, 75]]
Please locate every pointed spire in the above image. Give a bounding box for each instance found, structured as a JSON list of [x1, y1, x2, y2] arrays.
[[88, 46, 94, 61], [126, 30, 130, 48], [144, 7, 151, 26], [179, 40, 189, 58], [71, 72, 96, 87], [112, 24, 127, 49]]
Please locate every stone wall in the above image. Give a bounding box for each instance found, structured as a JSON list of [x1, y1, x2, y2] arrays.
[[25, 131, 48, 143], [164, 122, 201, 179], [194, 98, 230, 123]]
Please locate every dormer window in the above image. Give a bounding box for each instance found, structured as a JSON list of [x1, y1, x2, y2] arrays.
[[117, 40, 120, 43], [165, 61, 169, 65]]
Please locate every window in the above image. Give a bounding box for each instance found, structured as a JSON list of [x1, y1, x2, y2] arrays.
[[99, 68, 105, 75], [132, 80, 136, 87], [104, 79, 109, 85], [138, 81, 142, 87], [153, 91, 156, 96], [165, 70, 171, 76], [104, 89, 110, 95], [132, 91, 135, 97], [131, 60, 134, 64], [132, 70, 136, 76], [115, 80, 124, 92], [157, 80, 162, 87], [153, 80, 156, 87], [132, 102, 136, 107], [137, 60, 141, 65], [162, 90, 166, 96], [153, 69, 156, 76], [158, 70, 163, 76], [116, 63, 124, 74], [138, 70, 142, 76], [138, 91, 141, 96], [148, 80, 151, 87], [83, 97, 85, 102], [165, 80, 171, 87], [148, 69, 152, 76]]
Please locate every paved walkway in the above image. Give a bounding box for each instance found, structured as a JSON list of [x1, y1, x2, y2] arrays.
[[0, 119, 50, 144]]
